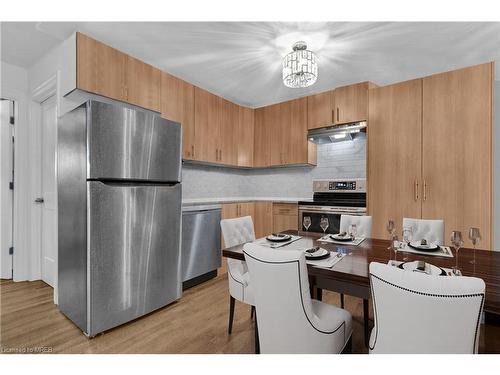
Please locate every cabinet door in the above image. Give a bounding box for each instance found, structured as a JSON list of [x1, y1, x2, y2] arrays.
[[126, 56, 161, 112], [307, 90, 334, 129], [238, 202, 255, 219], [422, 63, 492, 249], [285, 97, 308, 165], [254, 107, 271, 167], [194, 87, 219, 163], [254, 202, 273, 239], [272, 203, 298, 232], [269, 103, 283, 166], [219, 99, 238, 165], [221, 203, 239, 249], [368, 79, 422, 239], [160, 72, 195, 160], [238, 106, 254, 167], [76, 32, 127, 102], [334, 82, 369, 125]]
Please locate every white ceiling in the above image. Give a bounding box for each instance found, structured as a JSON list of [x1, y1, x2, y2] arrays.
[[1, 22, 499, 107]]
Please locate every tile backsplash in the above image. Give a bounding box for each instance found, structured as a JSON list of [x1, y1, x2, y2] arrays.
[[182, 133, 366, 199]]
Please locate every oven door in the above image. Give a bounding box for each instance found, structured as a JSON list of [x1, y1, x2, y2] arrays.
[[298, 206, 364, 235]]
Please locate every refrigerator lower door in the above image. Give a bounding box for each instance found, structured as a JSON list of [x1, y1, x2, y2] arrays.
[[87, 181, 181, 336]]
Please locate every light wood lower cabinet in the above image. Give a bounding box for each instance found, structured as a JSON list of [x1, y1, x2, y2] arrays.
[[273, 203, 298, 233], [368, 79, 423, 239], [254, 202, 273, 239], [422, 63, 492, 249]]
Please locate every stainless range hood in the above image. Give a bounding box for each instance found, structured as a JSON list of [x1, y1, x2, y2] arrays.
[[307, 121, 367, 144]]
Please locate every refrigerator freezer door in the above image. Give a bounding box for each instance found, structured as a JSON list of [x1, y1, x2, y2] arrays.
[[87, 181, 182, 336], [87, 101, 182, 182]]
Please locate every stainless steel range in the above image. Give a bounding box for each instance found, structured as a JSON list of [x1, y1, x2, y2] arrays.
[[298, 179, 366, 234]]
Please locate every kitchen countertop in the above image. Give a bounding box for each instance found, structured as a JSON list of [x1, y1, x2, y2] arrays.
[[182, 197, 310, 206]]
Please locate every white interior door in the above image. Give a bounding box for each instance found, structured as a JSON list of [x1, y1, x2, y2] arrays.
[[40, 96, 57, 288], [0, 99, 14, 279]]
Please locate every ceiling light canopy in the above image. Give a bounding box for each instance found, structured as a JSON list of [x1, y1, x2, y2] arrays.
[[282, 41, 318, 88]]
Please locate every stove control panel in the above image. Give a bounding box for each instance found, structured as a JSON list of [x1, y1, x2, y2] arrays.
[[313, 179, 366, 193]]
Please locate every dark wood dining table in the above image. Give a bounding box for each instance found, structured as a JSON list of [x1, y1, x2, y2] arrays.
[[222, 230, 500, 346]]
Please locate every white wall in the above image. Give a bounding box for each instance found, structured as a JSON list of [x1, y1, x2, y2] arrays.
[[0, 61, 33, 280], [494, 61, 499, 250]]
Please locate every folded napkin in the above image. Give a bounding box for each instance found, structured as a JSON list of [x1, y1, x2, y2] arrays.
[[306, 251, 345, 268], [318, 235, 366, 246]]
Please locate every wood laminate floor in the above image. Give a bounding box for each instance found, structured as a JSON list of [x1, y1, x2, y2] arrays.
[[1, 274, 499, 354]]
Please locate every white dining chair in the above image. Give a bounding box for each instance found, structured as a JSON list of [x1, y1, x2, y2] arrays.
[[402, 218, 444, 245], [220, 216, 256, 334], [243, 243, 352, 354], [369, 262, 485, 354], [339, 215, 372, 238]]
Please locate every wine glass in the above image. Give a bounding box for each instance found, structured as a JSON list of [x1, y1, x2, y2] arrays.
[[386, 219, 395, 239], [451, 231, 464, 275], [468, 228, 481, 265], [303, 216, 312, 232], [402, 226, 413, 245], [349, 224, 357, 239], [320, 217, 329, 236]]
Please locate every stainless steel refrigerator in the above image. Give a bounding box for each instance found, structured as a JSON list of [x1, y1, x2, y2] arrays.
[[57, 100, 182, 337]]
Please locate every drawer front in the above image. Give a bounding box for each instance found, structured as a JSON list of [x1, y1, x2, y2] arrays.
[[273, 203, 298, 216]]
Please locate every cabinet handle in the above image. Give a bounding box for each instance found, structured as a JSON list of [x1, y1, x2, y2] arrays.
[[414, 180, 419, 201], [215, 149, 218, 161], [336, 107, 339, 122], [423, 180, 427, 202], [191, 145, 194, 158], [220, 149, 222, 161]]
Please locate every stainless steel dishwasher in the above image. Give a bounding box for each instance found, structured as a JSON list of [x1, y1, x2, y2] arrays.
[[181, 205, 221, 289]]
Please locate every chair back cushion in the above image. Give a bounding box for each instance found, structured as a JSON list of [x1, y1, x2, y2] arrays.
[[369, 262, 485, 354], [402, 218, 444, 245], [243, 244, 348, 353], [339, 215, 372, 238], [220, 216, 256, 248]]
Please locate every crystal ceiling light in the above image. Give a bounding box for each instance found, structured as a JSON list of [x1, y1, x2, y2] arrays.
[[282, 41, 318, 88]]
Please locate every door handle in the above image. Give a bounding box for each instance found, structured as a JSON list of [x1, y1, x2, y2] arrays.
[[414, 180, 419, 201], [423, 180, 427, 202], [35, 197, 44, 203]]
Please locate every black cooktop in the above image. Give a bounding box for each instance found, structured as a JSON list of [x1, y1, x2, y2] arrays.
[[298, 192, 366, 207]]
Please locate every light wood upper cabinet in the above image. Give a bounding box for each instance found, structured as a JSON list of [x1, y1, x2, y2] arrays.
[[368, 79, 423, 239], [160, 72, 195, 159], [255, 98, 315, 167], [254, 106, 273, 168], [219, 99, 239, 165], [422, 63, 492, 249], [76, 32, 160, 112], [76, 32, 127, 102], [238, 106, 254, 167], [126, 56, 161, 112], [194, 87, 219, 163], [286, 97, 309, 165], [334, 82, 373, 125], [307, 90, 334, 129]]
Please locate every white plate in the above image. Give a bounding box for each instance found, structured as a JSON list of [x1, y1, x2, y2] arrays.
[[408, 241, 439, 251], [266, 234, 292, 242], [399, 261, 446, 276], [305, 248, 329, 259], [330, 233, 354, 241]]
